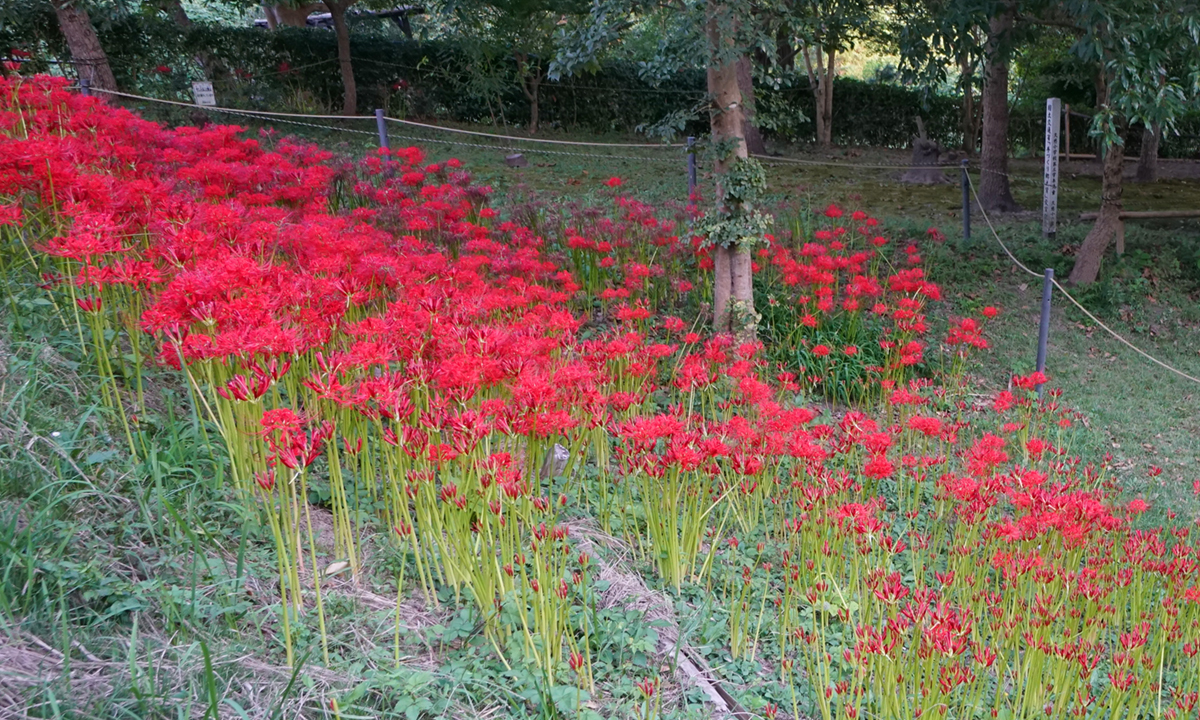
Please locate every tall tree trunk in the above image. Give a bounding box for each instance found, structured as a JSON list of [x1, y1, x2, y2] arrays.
[[737, 56, 766, 156], [1069, 141, 1124, 285], [706, 1, 754, 339], [978, 3, 1020, 212], [1136, 124, 1160, 183], [51, 0, 117, 94], [959, 52, 976, 154], [327, 0, 357, 116]]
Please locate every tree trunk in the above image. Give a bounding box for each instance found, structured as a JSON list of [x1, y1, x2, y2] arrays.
[[978, 3, 1020, 212], [775, 25, 797, 70], [713, 245, 733, 332], [327, 0, 357, 116], [1136, 124, 1160, 183], [820, 50, 834, 147], [1069, 142, 1124, 285], [51, 0, 117, 94], [737, 56, 766, 156], [803, 47, 835, 148], [960, 52, 976, 154], [516, 52, 542, 135], [160, 0, 192, 27], [706, 0, 753, 338]]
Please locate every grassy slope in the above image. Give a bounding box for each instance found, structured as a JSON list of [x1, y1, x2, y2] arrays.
[[3, 106, 1199, 716]]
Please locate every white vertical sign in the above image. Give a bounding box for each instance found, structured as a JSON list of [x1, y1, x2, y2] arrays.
[[1043, 97, 1061, 237], [192, 81, 216, 107]]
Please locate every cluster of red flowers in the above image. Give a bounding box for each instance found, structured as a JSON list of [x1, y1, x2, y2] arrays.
[[5, 75, 1199, 718]]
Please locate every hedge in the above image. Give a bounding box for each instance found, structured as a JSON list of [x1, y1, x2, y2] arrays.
[[5, 13, 1196, 156]]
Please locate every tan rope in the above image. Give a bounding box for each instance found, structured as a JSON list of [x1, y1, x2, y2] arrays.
[[382, 115, 683, 148]]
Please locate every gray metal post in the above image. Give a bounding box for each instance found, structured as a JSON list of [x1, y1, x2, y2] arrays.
[[1035, 267, 1054, 397], [80, 77, 91, 96], [375, 109, 389, 150], [961, 159, 970, 248], [687, 136, 697, 200]]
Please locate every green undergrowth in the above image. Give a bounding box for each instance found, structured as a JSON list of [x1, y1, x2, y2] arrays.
[[0, 262, 712, 718]]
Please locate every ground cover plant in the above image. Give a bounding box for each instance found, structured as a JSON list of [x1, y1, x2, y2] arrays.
[[4, 74, 1200, 719]]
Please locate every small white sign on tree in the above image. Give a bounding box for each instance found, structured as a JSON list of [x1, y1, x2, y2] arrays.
[[1043, 97, 1062, 237], [192, 82, 216, 107]]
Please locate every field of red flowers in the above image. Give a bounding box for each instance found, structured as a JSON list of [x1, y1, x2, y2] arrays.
[[4, 73, 1200, 719]]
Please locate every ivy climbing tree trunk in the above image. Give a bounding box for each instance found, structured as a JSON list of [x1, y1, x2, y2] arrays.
[[706, 0, 754, 339], [51, 0, 117, 94], [978, 2, 1020, 212], [326, 0, 358, 116]]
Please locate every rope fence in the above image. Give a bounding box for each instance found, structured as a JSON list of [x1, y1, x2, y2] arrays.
[[97, 88, 1066, 182], [966, 172, 1200, 386]]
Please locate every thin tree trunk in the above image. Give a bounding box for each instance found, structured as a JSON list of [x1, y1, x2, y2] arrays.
[[528, 72, 541, 135], [51, 0, 117, 94], [1136, 124, 1160, 183], [803, 47, 834, 147], [706, 0, 753, 338], [1069, 140, 1125, 285], [327, 0, 357, 116], [821, 50, 834, 147], [960, 52, 976, 154], [516, 52, 541, 135], [978, 2, 1020, 212], [737, 56, 766, 156]]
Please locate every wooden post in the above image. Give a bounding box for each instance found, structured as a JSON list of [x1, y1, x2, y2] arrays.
[[687, 136, 697, 200], [375, 109, 389, 150], [1042, 97, 1061, 238], [961, 159, 971, 248], [1063, 103, 1070, 160], [1036, 268, 1054, 398]]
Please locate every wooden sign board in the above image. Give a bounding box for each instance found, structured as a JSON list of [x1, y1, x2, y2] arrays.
[[1042, 97, 1061, 237], [192, 82, 216, 107]]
